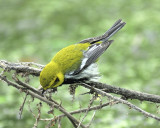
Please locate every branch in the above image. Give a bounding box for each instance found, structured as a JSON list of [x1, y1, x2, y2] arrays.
[[85, 82, 160, 103], [1, 60, 160, 125], [1, 60, 160, 104], [0, 75, 86, 128], [41, 100, 119, 121], [81, 83, 160, 121], [77, 95, 95, 128], [0, 60, 42, 76]]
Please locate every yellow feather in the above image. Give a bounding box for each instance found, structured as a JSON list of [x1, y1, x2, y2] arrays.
[[40, 43, 90, 90]]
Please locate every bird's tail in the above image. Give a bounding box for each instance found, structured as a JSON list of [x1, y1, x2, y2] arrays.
[[101, 19, 126, 42], [78, 19, 126, 44]]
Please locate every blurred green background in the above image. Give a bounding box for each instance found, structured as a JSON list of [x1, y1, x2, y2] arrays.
[[0, 0, 160, 128]]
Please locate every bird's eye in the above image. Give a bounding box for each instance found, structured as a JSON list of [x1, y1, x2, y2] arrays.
[[55, 77, 59, 84]]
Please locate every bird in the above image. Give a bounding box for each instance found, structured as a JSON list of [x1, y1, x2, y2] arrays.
[[40, 19, 126, 91]]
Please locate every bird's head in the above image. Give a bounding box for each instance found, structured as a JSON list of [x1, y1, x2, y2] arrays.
[[40, 62, 64, 90]]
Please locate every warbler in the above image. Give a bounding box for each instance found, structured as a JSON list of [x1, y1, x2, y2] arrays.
[[40, 19, 126, 90]]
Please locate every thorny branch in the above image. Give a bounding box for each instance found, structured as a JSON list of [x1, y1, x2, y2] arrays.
[[19, 92, 28, 119], [87, 111, 96, 128], [33, 103, 42, 128], [40, 100, 119, 121], [1, 60, 160, 127], [77, 95, 96, 128], [0, 75, 85, 128], [1, 60, 160, 103], [82, 83, 160, 121]]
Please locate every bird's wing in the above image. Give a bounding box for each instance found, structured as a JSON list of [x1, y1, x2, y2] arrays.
[[78, 19, 126, 44], [72, 40, 113, 75], [70, 19, 126, 75]]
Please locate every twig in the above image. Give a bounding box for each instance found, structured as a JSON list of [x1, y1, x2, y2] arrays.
[[85, 82, 160, 103], [27, 90, 86, 128], [20, 62, 45, 68], [82, 83, 160, 121], [41, 100, 119, 121], [1, 60, 160, 125], [33, 102, 42, 128], [28, 97, 36, 118], [0, 60, 41, 76], [0, 74, 86, 128], [19, 92, 28, 119], [46, 118, 56, 128], [57, 117, 61, 128], [12, 74, 43, 96], [12, 74, 78, 128], [1, 60, 160, 104], [0, 74, 24, 90], [77, 95, 95, 128], [87, 111, 96, 128]]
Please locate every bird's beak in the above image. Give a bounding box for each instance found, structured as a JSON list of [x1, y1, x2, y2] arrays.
[[42, 88, 46, 94]]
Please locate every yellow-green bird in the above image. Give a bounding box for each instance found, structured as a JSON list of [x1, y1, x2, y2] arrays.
[[40, 19, 126, 91]]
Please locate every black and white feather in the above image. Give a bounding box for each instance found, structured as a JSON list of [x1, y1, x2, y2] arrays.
[[73, 40, 113, 75], [65, 41, 113, 82], [78, 19, 126, 44], [65, 19, 126, 82]]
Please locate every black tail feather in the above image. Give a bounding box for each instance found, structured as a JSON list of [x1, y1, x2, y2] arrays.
[[78, 19, 126, 44]]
